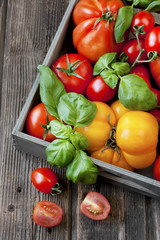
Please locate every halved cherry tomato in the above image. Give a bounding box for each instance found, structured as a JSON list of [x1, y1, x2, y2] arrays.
[[86, 76, 117, 102], [31, 168, 58, 194], [80, 192, 111, 220], [131, 11, 155, 38], [33, 201, 63, 227], [26, 103, 57, 142], [51, 54, 93, 95], [122, 38, 147, 65], [153, 156, 160, 181]]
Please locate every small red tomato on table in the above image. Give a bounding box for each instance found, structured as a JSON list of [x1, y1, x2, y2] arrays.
[[80, 192, 111, 220], [33, 201, 63, 227]]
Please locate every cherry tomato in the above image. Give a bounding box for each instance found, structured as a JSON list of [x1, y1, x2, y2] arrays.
[[131, 11, 155, 38], [33, 201, 63, 227], [130, 64, 151, 85], [31, 168, 58, 194], [149, 57, 160, 88], [86, 76, 117, 102], [151, 88, 160, 106], [72, 0, 124, 26], [145, 26, 160, 54], [26, 103, 57, 142], [80, 192, 111, 220], [153, 156, 160, 181], [149, 109, 160, 124], [122, 38, 147, 65], [51, 54, 93, 95]]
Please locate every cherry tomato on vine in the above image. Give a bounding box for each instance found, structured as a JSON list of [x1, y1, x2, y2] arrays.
[[86, 76, 117, 102], [122, 38, 147, 65], [153, 156, 160, 181], [149, 57, 160, 88], [80, 192, 111, 220], [26, 103, 57, 142], [51, 54, 93, 95], [33, 201, 63, 227], [31, 168, 59, 194], [131, 11, 155, 38], [130, 64, 151, 86], [145, 26, 160, 55]]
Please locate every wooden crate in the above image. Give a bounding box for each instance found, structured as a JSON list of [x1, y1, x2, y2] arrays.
[[12, 0, 160, 199]]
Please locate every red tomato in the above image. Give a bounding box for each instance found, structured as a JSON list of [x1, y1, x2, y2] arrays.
[[149, 109, 160, 124], [80, 192, 111, 220], [31, 168, 58, 194], [131, 11, 155, 38], [122, 38, 147, 65], [72, 0, 124, 26], [149, 57, 160, 88], [51, 54, 93, 94], [153, 156, 160, 181], [73, 18, 127, 64], [86, 76, 117, 102], [130, 64, 151, 85], [151, 88, 160, 106], [33, 201, 63, 227], [145, 26, 160, 54], [26, 103, 57, 142]]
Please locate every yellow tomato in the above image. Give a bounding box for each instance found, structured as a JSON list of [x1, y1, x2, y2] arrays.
[[76, 102, 116, 151], [91, 147, 134, 171], [110, 99, 130, 122], [116, 111, 159, 169]]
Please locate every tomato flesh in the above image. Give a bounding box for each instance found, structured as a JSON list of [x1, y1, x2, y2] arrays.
[[31, 168, 58, 194], [33, 201, 63, 227], [80, 192, 111, 220]]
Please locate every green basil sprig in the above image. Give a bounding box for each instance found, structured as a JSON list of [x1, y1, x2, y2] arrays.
[[39, 65, 99, 184], [114, 6, 134, 43], [66, 150, 99, 184], [118, 74, 158, 111]]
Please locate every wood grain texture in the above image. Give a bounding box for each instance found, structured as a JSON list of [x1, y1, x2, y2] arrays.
[[1, 0, 160, 240]]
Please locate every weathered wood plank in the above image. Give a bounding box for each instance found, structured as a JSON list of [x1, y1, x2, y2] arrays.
[[0, 0, 71, 239]]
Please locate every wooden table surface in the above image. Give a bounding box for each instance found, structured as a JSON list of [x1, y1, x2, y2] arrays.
[[0, 0, 160, 239]]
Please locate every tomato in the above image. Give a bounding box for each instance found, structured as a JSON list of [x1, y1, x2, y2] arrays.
[[130, 64, 151, 86], [80, 192, 111, 220], [153, 156, 160, 181], [51, 54, 93, 95], [151, 88, 160, 106], [73, 13, 127, 63], [86, 76, 117, 102], [33, 201, 63, 227], [76, 102, 116, 151], [91, 147, 134, 171], [145, 27, 160, 55], [110, 99, 130, 122], [131, 11, 155, 38], [149, 109, 160, 124], [31, 168, 58, 194], [122, 38, 147, 65], [116, 111, 159, 169], [149, 57, 160, 88], [26, 103, 57, 142], [72, 0, 124, 26]]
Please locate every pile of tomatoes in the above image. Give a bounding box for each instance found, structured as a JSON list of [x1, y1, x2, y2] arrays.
[[26, 0, 160, 227]]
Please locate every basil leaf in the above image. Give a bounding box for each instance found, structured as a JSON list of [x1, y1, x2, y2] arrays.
[[70, 131, 89, 150], [66, 150, 99, 184], [57, 92, 97, 127], [93, 52, 117, 76], [38, 65, 66, 119], [111, 62, 130, 75], [118, 74, 158, 111], [101, 70, 119, 89], [49, 120, 73, 139], [46, 139, 75, 168], [133, 0, 140, 5], [114, 6, 134, 43], [145, 1, 160, 11]]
